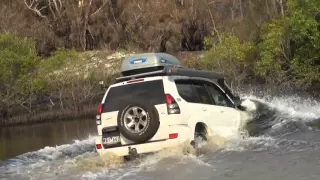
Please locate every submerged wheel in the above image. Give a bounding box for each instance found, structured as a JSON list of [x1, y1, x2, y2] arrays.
[[191, 123, 208, 148], [193, 132, 207, 148], [117, 100, 160, 143]]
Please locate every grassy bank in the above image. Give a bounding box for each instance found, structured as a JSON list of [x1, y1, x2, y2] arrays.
[[0, 44, 123, 126]]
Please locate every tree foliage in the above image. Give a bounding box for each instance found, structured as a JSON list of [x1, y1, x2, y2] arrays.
[[257, 0, 320, 87], [209, 0, 320, 87], [0, 33, 40, 101], [287, 0, 320, 87], [255, 19, 291, 84], [1, 0, 320, 125], [204, 32, 254, 86]]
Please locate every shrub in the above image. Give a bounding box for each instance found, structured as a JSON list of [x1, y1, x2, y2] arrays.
[[287, 0, 320, 87], [203, 32, 254, 87], [0, 33, 40, 100], [255, 19, 291, 84]]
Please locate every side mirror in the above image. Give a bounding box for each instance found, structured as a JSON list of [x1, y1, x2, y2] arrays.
[[233, 95, 241, 107]]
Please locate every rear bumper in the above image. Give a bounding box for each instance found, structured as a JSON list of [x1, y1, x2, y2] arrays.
[[95, 125, 193, 157]]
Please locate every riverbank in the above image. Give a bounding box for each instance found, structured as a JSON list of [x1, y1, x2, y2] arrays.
[[1, 49, 320, 127], [1, 0, 319, 126], [0, 50, 204, 127], [3, 79, 320, 127]]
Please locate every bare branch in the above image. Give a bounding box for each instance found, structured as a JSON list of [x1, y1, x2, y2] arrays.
[[111, 7, 119, 25], [57, 0, 62, 8], [39, 6, 48, 12], [90, 0, 109, 17], [24, 0, 47, 19], [133, 0, 143, 10], [52, 0, 61, 16], [278, 0, 284, 17], [48, 0, 57, 19], [137, 4, 142, 10], [239, 0, 243, 20], [205, 0, 221, 42]]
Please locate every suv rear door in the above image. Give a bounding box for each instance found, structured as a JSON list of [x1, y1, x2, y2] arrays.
[[99, 78, 166, 135], [174, 79, 211, 116], [174, 79, 214, 131]]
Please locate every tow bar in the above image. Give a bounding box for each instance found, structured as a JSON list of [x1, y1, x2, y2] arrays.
[[125, 147, 138, 161]]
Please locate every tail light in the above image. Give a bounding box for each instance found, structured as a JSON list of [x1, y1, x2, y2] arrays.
[[96, 104, 103, 125], [169, 133, 178, 139], [96, 144, 102, 149], [97, 104, 103, 115], [165, 94, 180, 114]]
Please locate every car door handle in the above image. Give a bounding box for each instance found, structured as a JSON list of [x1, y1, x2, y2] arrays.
[[202, 108, 207, 112]]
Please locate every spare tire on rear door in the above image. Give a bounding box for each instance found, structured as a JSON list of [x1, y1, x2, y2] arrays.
[[117, 100, 160, 143]]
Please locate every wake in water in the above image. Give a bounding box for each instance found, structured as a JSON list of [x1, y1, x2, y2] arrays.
[[1, 93, 320, 180], [0, 135, 97, 179], [241, 95, 320, 137]]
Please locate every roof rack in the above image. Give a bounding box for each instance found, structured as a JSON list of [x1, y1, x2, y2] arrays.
[[112, 66, 225, 84]]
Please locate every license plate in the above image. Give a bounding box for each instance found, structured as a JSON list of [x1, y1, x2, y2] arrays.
[[102, 129, 121, 146], [102, 136, 121, 145]]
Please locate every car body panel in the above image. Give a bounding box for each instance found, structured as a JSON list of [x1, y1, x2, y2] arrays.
[[96, 124, 193, 157]]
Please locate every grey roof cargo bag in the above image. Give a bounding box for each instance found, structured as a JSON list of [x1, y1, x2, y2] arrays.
[[120, 53, 182, 76]]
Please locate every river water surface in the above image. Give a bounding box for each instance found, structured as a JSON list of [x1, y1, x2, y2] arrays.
[[0, 119, 97, 161], [0, 92, 320, 180]]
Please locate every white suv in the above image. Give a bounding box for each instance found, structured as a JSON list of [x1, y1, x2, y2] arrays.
[[95, 53, 250, 159]]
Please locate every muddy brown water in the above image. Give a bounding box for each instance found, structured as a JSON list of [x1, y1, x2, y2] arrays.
[[0, 119, 97, 161]]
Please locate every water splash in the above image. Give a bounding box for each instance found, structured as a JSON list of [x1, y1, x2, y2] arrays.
[[239, 94, 320, 137], [0, 135, 97, 179], [74, 151, 125, 172]]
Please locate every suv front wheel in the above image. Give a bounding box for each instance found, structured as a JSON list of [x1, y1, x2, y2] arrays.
[[117, 100, 160, 143]]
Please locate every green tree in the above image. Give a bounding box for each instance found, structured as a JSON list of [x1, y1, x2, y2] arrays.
[[37, 49, 81, 109], [254, 0, 320, 87], [0, 33, 40, 113], [204, 32, 254, 87], [255, 19, 291, 84], [38, 49, 102, 113], [287, 0, 320, 87]]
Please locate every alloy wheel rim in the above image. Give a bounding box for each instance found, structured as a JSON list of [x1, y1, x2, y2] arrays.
[[124, 106, 149, 133]]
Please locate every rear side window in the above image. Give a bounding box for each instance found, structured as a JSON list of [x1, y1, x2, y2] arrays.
[[175, 81, 200, 103], [175, 80, 213, 104], [175, 79, 234, 107], [192, 83, 212, 104], [102, 80, 165, 113]]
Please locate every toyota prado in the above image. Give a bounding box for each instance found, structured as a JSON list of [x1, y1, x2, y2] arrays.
[[95, 53, 250, 159]]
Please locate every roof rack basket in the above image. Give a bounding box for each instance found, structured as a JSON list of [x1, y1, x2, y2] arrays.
[[112, 66, 225, 84]]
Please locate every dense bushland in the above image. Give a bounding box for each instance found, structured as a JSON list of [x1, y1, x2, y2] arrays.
[[0, 0, 319, 125], [0, 33, 121, 125], [203, 0, 320, 88]]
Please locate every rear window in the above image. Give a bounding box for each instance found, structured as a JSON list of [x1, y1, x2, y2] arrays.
[[102, 80, 165, 113]]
